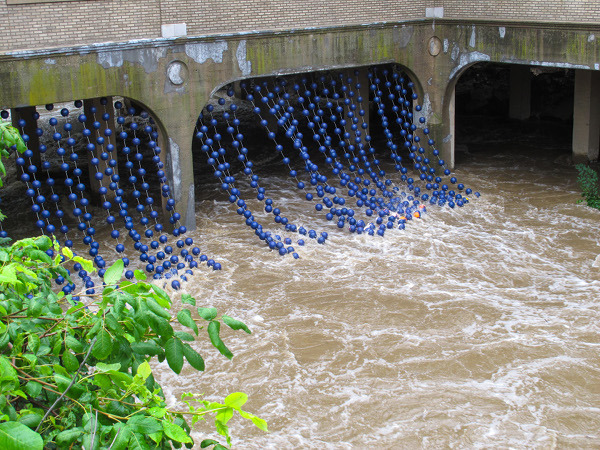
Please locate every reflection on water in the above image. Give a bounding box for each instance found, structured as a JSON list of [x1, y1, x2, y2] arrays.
[[148, 143, 600, 448]]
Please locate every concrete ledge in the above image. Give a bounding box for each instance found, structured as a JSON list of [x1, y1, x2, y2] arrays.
[[2, 18, 600, 61]]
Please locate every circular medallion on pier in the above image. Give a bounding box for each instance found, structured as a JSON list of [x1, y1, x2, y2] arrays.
[[428, 36, 442, 56], [167, 60, 188, 85]]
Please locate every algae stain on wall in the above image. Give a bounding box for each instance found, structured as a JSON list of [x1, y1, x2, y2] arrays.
[[27, 66, 60, 106]]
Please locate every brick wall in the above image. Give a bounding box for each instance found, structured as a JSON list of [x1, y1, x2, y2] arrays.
[[442, 0, 600, 23], [1, 0, 161, 51], [159, 0, 424, 36], [1, 0, 600, 53]]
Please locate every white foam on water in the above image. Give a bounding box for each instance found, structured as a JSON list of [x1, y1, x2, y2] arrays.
[[148, 152, 600, 448]]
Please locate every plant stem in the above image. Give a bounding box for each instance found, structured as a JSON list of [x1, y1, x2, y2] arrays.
[[35, 336, 97, 432]]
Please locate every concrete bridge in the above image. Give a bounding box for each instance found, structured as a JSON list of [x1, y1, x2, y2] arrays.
[[1, 0, 599, 228]]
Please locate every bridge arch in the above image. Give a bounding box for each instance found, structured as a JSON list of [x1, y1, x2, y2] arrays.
[[0, 96, 187, 249], [184, 61, 455, 258]]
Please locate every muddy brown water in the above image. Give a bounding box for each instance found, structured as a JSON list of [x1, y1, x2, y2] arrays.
[[148, 143, 599, 448], [4, 130, 600, 448]]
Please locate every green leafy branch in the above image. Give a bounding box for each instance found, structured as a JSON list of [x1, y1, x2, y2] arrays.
[[575, 163, 600, 210], [0, 236, 266, 449], [0, 119, 27, 222]]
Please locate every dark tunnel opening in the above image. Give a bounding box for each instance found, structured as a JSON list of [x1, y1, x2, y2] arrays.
[[454, 62, 575, 164]]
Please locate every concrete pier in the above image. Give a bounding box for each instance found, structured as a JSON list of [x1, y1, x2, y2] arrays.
[[572, 70, 600, 163]]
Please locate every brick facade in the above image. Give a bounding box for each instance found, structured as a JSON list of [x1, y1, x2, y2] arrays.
[[1, 0, 600, 52]]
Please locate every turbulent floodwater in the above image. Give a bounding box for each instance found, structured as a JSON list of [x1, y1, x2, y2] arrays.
[[146, 141, 600, 449]]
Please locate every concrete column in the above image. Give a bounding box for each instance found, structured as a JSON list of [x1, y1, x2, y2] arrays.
[[84, 97, 117, 203], [233, 81, 244, 100], [11, 106, 41, 178], [427, 82, 455, 169], [159, 116, 196, 231], [125, 99, 175, 228], [155, 125, 171, 225], [445, 85, 456, 168], [572, 69, 600, 162], [509, 65, 531, 120]]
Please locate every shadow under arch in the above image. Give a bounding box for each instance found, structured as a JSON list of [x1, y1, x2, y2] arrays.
[[187, 62, 434, 250], [445, 60, 575, 167], [190, 62, 427, 197], [0, 95, 184, 244]]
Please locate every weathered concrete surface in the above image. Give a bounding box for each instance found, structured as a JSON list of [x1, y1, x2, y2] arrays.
[[573, 69, 600, 163], [1, 19, 599, 226]]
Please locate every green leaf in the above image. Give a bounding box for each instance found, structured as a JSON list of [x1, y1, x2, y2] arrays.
[[61, 247, 74, 259], [0, 422, 43, 450], [197, 307, 218, 321], [222, 315, 251, 334], [137, 361, 152, 380], [127, 415, 163, 434], [0, 333, 9, 351], [128, 432, 152, 450], [207, 321, 233, 360], [25, 381, 42, 399], [33, 236, 52, 251], [200, 439, 220, 448], [104, 312, 123, 334], [27, 333, 40, 354], [239, 410, 268, 432], [162, 421, 192, 444], [131, 341, 163, 357], [174, 331, 195, 341], [18, 412, 43, 429], [148, 407, 166, 419], [65, 335, 84, 353], [181, 294, 196, 306], [147, 431, 163, 445], [177, 309, 198, 335], [62, 350, 79, 372], [145, 298, 171, 319], [165, 337, 184, 374], [104, 259, 124, 285], [0, 356, 18, 390], [182, 343, 205, 371], [73, 256, 94, 273], [27, 250, 52, 265], [26, 297, 43, 319], [215, 407, 233, 425], [0, 265, 17, 284], [95, 362, 121, 372], [110, 425, 133, 450], [54, 372, 84, 399], [92, 328, 114, 360], [150, 285, 171, 308], [224, 392, 248, 410], [55, 428, 83, 447], [127, 416, 163, 434], [134, 269, 147, 281], [215, 420, 230, 446]]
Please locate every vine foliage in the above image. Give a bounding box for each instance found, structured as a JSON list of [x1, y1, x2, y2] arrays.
[[575, 163, 600, 210]]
